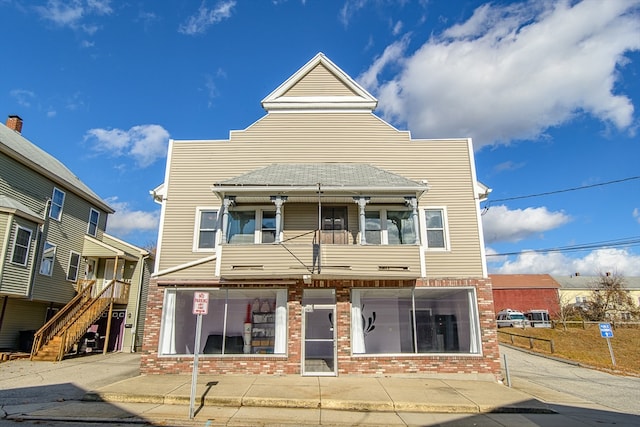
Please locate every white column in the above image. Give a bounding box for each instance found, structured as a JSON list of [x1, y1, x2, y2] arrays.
[[405, 197, 420, 245], [221, 196, 235, 243], [270, 196, 287, 243], [353, 197, 370, 245]]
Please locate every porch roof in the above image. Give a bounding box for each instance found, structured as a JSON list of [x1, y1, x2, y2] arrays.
[[83, 235, 139, 261], [212, 163, 429, 197], [0, 195, 44, 224]]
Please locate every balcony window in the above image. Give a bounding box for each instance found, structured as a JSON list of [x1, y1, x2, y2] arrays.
[[159, 288, 287, 356], [351, 287, 480, 355], [50, 188, 65, 221], [363, 209, 414, 245], [195, 209, 218, 250], [364, 211, 381, 244], [39, 241, 56, 276], [227, 209, 276, 244], [11, 226, 32, 266]]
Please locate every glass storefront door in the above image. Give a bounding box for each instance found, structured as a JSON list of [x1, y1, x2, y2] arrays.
[[302, 304, 336, 376]]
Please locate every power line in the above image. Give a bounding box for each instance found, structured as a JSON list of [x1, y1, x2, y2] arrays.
[[484, 175, 640, 204], [486, 236, 640, 257]]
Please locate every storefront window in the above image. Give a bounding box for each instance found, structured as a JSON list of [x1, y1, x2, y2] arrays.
[[351, 287, 480, 355], [159, 288, 287, 356]]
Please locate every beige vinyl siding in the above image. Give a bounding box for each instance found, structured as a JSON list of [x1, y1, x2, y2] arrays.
[[0, 298, 49, 349], [0, 217, 38, 296], [283, 64, 358, 97], [159, 112, 484, 278], [0, 212, 9, 280]]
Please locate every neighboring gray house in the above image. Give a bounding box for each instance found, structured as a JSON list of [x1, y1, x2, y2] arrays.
[[0, 115, 151, 359]]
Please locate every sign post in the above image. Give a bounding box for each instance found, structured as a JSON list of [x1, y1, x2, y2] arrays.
[[598, 323, 616, 366], [189, 291, 209, 419]]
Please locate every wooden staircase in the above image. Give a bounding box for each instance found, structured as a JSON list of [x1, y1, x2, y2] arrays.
[[31, 280, 130, 361]]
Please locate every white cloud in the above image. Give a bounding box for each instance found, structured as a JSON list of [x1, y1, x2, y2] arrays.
[[339, 0, 368, 27], [359, 0, 640, 148], [489, 248, 640, 276], [482, 204, 571, 244], [34, 0, 112, 32], [105, 197, 160, 237], [84, 124, 169, 167], [634, 208, 640, 224], [9, 89, 36, 107], [179, 0, 236, 35]]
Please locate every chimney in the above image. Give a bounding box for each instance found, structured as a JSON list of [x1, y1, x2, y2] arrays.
[[6, 115, 23, 133]]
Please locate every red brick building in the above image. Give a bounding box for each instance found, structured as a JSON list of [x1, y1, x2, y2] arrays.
[[490, 274, 560, 317]]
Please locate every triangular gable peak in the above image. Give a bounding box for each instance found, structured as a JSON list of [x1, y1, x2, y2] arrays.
[[261, 52, 378, 112]]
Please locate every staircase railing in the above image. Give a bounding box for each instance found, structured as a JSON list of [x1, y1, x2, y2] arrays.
[[30, 279, 130, 361]]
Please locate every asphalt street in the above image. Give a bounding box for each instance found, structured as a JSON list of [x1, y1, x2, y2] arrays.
[[501, 344, 640, 416]]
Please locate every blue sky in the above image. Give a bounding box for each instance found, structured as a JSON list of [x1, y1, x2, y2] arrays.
[[1, 0, 639, 276]]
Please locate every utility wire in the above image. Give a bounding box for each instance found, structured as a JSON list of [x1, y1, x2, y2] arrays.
[[486, 236, 640, 257], [484, 175, 640, 204]]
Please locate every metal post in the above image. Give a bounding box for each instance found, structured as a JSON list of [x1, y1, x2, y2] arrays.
[[189, 313, 203, 419], [606, 338, 616, 366], [503, 353, 511, 387]]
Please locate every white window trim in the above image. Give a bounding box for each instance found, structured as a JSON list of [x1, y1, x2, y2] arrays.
[[421, 206, 450, 251], [67, 250, 81, 282], [363, 208, 414, 245], [87, 208, 100, 236], [227, 206, 277, 244], [11, 225, 32, 266], [193, 207, 219, 252], [39, 241, 57, 276], [50, 187, 66, 221]]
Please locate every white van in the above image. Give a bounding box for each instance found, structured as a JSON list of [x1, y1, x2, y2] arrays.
[[496, 309, 528, 328]]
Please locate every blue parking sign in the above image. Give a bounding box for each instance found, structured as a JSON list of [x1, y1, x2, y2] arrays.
[[599, 323, 613, 338]]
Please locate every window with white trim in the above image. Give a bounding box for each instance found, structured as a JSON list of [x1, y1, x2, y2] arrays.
[[351, 287, 481, 355], [11, 226, 32, 266], [50, 188, 65, 221], [195, 209, 218, 250], [425, 208, 447, 249], [67, 251, 81, 281], [363, 208, 415, 245], [227, 208, 276, 244], [87, 208, 100, 236], [39, 241, 56, 276]]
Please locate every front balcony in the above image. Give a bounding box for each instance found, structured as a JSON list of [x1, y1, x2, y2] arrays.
[[219, 243, 422, 280]]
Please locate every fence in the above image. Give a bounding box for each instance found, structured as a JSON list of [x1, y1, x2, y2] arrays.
[[497, 330, 555, 353], [553, 320, 640, 330]]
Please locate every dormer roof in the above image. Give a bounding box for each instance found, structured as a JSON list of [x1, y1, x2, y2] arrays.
[[261, 52, 378, 112]]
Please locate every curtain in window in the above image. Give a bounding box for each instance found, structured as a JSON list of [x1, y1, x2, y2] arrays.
[[160, 291, 177, 354], [351, 290, 366, 353], [274, 290, 287, 353]]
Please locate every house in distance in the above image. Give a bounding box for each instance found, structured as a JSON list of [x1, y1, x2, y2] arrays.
[[142, 53, 500, 378]]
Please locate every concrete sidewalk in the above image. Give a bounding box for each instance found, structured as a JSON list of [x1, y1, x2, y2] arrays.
[[83, 374, 554, 414]]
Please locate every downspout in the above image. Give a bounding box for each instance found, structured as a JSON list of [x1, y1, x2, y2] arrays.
[[317, 183, 322, 274], [130, 253, 150, 352], [28, 198, 52, 300]]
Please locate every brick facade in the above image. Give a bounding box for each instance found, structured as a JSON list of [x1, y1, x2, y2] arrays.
[[140, 277, 502, 379]]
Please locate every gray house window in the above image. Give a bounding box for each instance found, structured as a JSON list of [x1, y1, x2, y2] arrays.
[[39, 241, 56, 276], [425, 209, 446, 249], [197, 210, 218, 249], [11, 226, 32, 266], [87, 208, 100, 236], [50, 188, 65, 221], [67, 251, 81, 281]]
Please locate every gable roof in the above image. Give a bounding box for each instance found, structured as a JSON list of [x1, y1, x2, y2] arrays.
[[490, 274, 560, 289], [0, 122, 113, 213], [214, 163, 429, 194], [261, 52, 378, 112], [552, 275, 640, 290]]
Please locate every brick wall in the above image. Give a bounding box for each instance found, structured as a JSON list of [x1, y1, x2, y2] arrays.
[[140, 277, 501, 379]]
